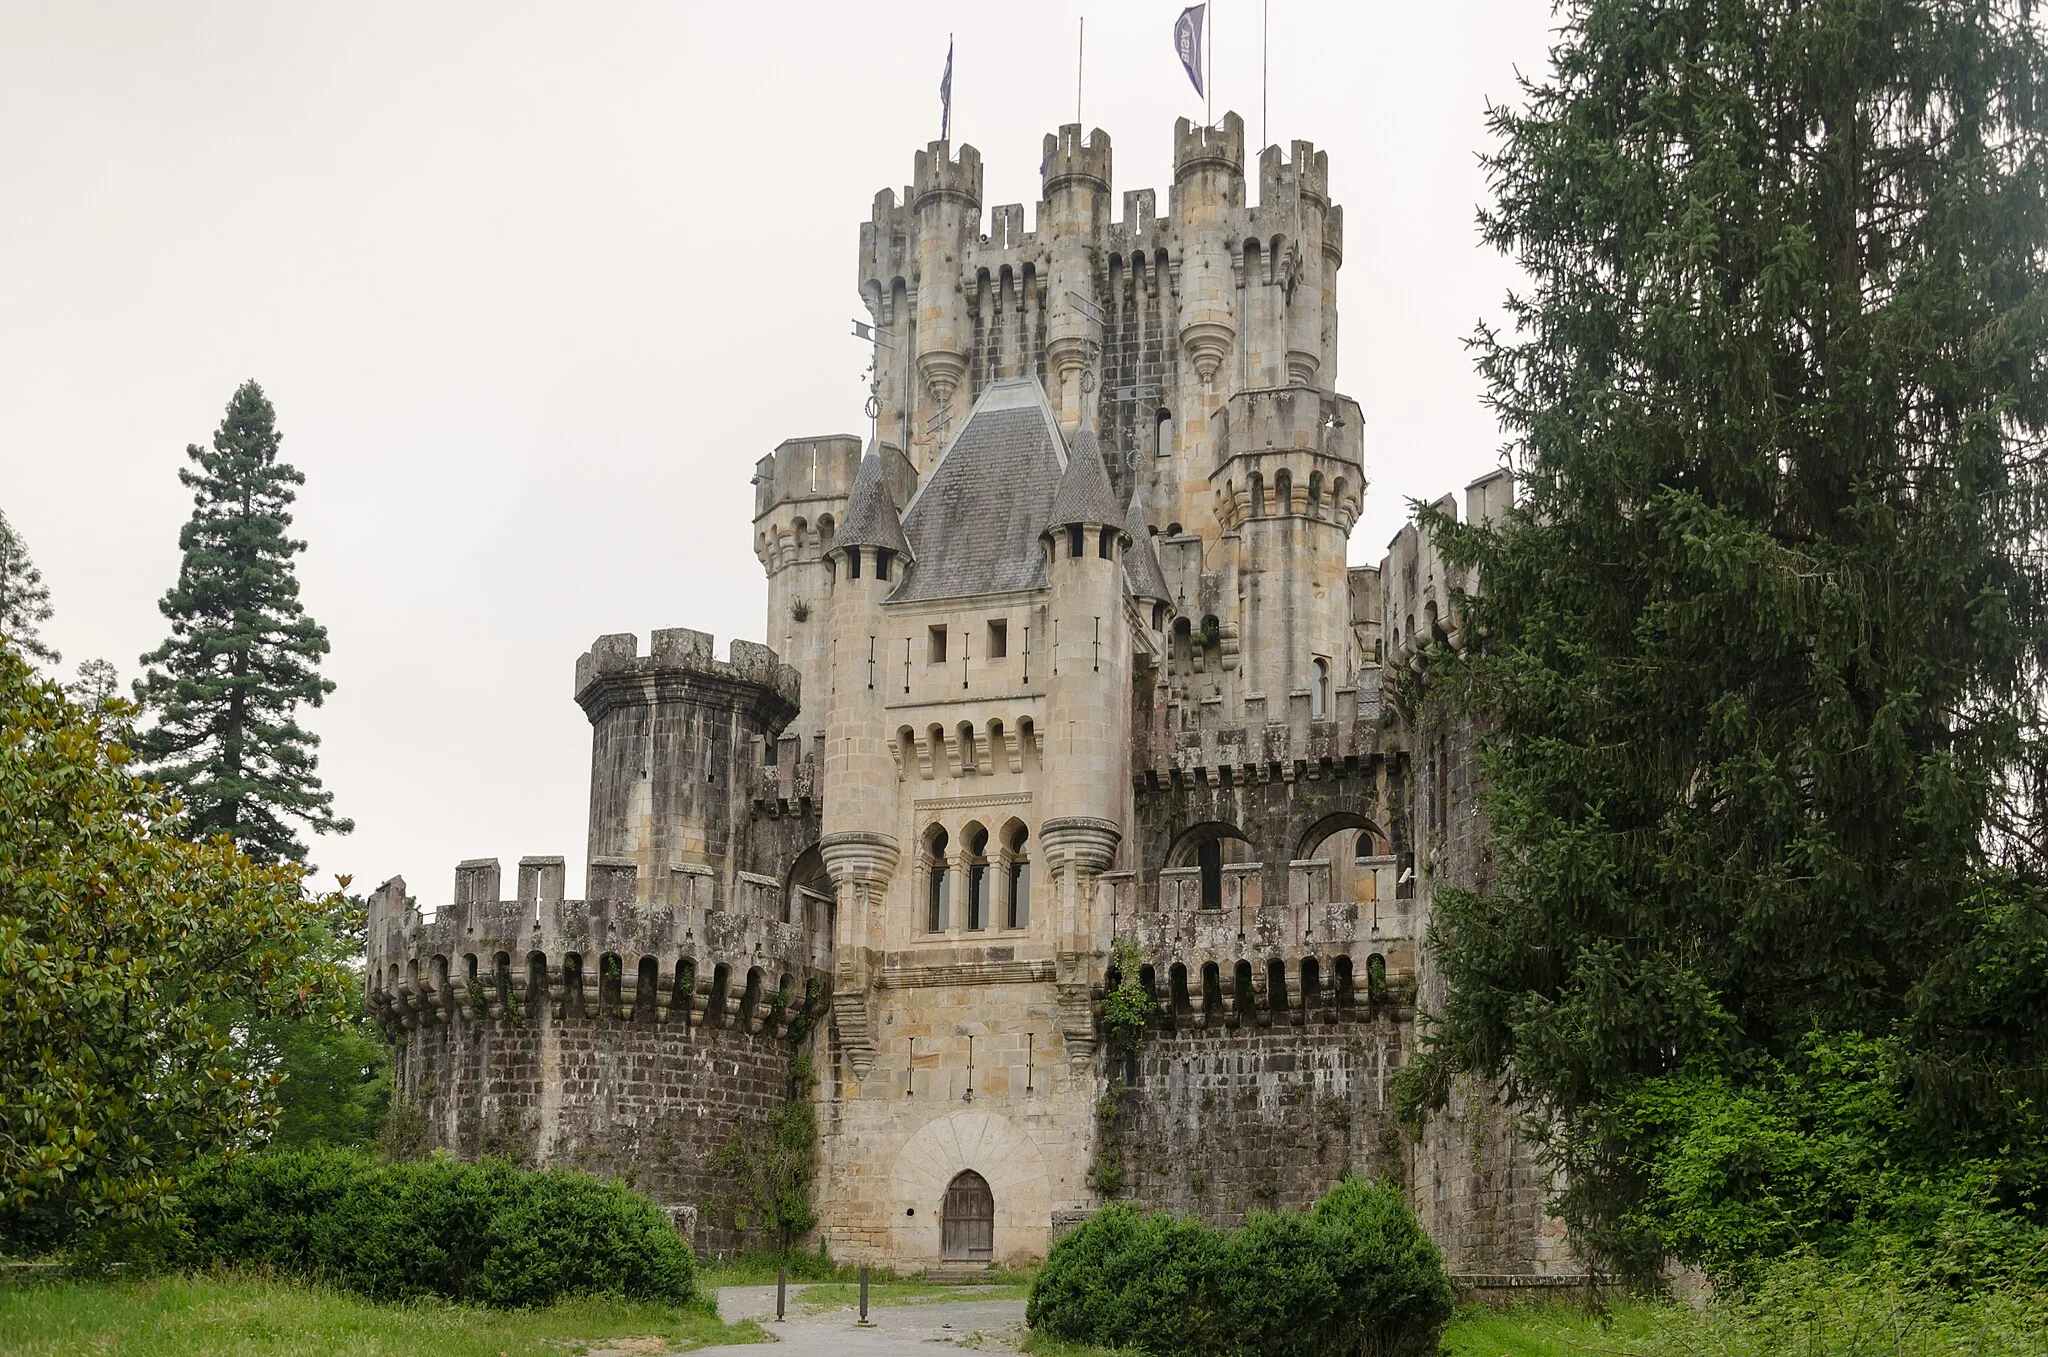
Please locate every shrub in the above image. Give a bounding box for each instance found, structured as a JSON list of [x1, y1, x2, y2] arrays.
[[1026, 1179, 1450, 1357], [180, 1146, 692, 1308]]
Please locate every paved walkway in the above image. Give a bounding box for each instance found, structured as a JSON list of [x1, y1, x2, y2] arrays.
[[690, 1285, 1028, 1355]]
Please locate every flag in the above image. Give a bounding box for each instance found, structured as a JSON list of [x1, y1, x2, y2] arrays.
[[940, 37, 954, 141], [1175, 5, 1205, 99]]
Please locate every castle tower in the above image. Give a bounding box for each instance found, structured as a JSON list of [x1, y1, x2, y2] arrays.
[[1038, 428, 1131, 1061], [1216, 386, 1365, 707], [753, 434, 864, 744], [1167, 112, 1246, 543], [574, 629, 799, 902], [1040, 125, 1112, 436], [911, 141, 982, 474], [818, 447, 911, 1074]]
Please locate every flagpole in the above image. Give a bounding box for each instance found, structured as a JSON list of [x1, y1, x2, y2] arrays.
[[1262, 0, 1269, 150], [1206, 2, 1214, 127], [1077, 16, 1084, 126]]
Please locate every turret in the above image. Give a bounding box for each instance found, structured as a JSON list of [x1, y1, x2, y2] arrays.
[[1172, 113, 1244, 385], [818, 446, 911, 1076], [574, 629, 799, 902], [1258, 140, 1335, 389], [1212, 386, 1364, 709], [912, 141, 982, 471], [753, 434, 866, 744], [1040, 125, 1112, 435], [1122, 481, 1175, 638]]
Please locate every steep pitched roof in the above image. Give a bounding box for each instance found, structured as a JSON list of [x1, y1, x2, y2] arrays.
[[1046, 427, 1126, 530], [1122, 482, 1174, 604], [835, 443, 912, 558], [893, 379, 1067, 602]]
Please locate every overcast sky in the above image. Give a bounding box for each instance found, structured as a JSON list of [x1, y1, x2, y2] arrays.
[[1, 1, 1557, 899]]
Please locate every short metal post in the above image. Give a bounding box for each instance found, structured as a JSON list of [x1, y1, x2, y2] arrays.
[[776, 1265, 786, 1322], [859, 1264, 870, 1324]]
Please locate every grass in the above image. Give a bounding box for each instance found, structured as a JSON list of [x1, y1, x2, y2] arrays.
[[1439, 1300, 1668, 1356], [0, 1272, 766, 1356]]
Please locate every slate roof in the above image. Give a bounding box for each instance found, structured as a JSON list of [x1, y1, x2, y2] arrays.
[[836, 443, 912, 557], [1047, 427, 1127, 531], [893, 379, 1068, 603], [1122, 482, 1175, 604]]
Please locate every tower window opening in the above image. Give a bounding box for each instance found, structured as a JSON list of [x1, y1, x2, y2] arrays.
[[1198, 839, 1223, 909], [846, 547, 861, 579], [1006, 823, 1031, 927], [875, 549, 893, 580], [987, 618, 1008, 658], [1312, 658, 1330, 718], [929, 625, 948, 663], [1098, 526, 1116, 559], [925, 826, 951, 933], [966, 825, 990, 930], [1068, 524, 1086, 558]]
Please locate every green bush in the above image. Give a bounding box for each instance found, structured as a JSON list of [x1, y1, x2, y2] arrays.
[[179, 1147, 692, 1308], [1026, 1179, 1451, 1357]]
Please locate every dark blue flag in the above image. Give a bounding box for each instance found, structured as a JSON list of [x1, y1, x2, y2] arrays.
[[1175, 5, 1205, 99], [940, 38, 954, 141]]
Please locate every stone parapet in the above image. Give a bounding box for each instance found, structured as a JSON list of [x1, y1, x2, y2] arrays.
[[1132, 678, 1383, 784], [573, 628, 800, 714]]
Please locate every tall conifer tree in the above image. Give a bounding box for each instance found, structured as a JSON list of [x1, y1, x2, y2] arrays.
[[135, 381, 352, 862], [1403, 0, 2048, 1272], [0, 508, 59, 665]]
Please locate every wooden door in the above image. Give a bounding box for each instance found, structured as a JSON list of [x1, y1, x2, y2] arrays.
[[941, 1170, 994, 1262]]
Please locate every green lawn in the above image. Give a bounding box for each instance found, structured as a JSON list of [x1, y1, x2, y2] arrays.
[[1440, 1301, 1668, 1356], [0, 1273, 765, 1356]]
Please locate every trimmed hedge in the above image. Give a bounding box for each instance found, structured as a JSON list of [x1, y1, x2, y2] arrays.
[[180, 1147, 693, 1308], [1027, 1179, 1454, 1357]]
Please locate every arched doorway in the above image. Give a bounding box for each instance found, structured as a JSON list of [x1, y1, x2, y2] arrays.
[[941, 1170, 994, 1262]]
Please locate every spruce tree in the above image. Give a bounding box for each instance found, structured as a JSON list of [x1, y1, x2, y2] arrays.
[[135, 381, 353, 862], [0, 508, 58, 665], [1401, 0, 2048, 1274]]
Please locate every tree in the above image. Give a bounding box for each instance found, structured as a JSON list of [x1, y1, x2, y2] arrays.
[[1399, 0, 2048, 1277], [134, 381, 352, 863], [0, 643, 357, 1250], [0, 508, 58, 665]]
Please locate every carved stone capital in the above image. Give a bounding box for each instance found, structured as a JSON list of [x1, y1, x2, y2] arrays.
[[819, 830, 901, 893], [1040, 816, 1122, 875]]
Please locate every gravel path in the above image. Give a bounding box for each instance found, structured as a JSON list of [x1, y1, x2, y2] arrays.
[[692, 1285, 1028, 1355]]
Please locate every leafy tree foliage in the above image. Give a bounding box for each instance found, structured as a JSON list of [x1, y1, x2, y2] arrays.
[[714, 1054, 818, 1257], [134, 380, 351, 863], [0, 508, 58, 665], [0, 643, 357, 1251], [1400, 0, 2048, 1277]]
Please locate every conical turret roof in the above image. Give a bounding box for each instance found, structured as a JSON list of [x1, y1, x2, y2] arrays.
[[1122, 482, 1174, 605], [1046, 427, 1125, 530], [836, 443, 912, 558]]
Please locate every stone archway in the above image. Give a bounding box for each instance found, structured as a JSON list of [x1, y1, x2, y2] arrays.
[[941, 1170, 994, 1261], [889, 1109, 1050, 1267]]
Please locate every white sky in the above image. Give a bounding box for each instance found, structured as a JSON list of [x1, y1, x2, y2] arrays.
[[0, 1, 1558, 899]]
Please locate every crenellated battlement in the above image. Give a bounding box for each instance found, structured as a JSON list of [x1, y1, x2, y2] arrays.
[[1132, 678, 1385, 786], [364, 869, 832, 1035], [913, 139, 983, 211], [1258, 140, 1330, 209], [573, 629, 800, 713], [1382, 469, 1512, 671], [1215, 386, 1363, 465], [1041, 124, 1111, 196], [1174, 112, 1246, 180]]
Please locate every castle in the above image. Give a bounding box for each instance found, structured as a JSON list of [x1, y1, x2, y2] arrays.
[[366, 112, 1575, 1279]]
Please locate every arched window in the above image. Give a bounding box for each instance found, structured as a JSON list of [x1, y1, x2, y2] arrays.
[[1307, 470, 1323, 515], [1005, 823, 1031, 927], [1311, 657, 1330, 718], [1274, 470, 1292, 514], [925, 826, 951, 932], [958, 721, 977, 773], [1249, 471, 1265, 517], [1198, 839, 1223, 909], [965, 824, 990, 931]]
